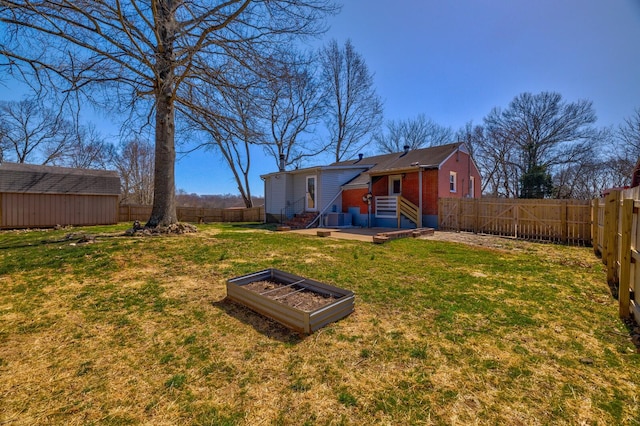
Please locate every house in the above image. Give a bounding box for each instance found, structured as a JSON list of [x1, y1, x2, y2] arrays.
[[261, 142, 481, 229], [0, 162, 121, 229], [632, 157, 640, 188]]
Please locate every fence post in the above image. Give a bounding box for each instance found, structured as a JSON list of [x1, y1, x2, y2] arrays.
[[513, 202, 518, 239], [473, 198, 479, 234], [591, 199, 598, 254], [619, 198, 633, 318], [605, 191, 620, 283]]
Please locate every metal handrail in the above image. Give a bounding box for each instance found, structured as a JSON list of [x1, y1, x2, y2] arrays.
[[306, 190, 344, 228], [280, 196, 306, 223]]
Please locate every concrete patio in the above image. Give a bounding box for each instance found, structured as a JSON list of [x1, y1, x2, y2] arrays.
[[286, 227, 435, 243]]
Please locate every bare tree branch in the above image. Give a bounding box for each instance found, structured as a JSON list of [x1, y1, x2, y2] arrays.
[[0, 0, 337, 226], [320, 39, 382, 162]]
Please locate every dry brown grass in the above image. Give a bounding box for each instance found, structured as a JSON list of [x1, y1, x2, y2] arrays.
[[0, 224, 639, 425]]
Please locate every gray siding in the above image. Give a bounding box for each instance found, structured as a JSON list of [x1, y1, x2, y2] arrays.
[[292, 174, 308, 209], [318, 169, 364, 212], [264, 174, 289, 215]]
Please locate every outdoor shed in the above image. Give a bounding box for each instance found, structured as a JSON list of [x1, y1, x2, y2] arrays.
[[0, 162, 121, 229]]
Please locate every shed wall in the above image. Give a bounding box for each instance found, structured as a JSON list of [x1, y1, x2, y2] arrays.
[[1, 192, 119, 229]]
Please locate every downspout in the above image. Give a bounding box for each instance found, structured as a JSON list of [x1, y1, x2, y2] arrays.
[[368, 181, 372, 228], [468, 149, 472, 197], [261, 176, 267, 223], [418, 167, 423, 228]]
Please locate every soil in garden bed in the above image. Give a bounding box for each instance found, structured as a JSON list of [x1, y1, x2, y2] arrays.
[[243, 280, 338, 312]]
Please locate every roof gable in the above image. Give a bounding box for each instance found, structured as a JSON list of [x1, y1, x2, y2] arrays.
[[0, 162, 121, 195]]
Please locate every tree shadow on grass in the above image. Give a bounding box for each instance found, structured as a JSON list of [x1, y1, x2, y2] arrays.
[[211, 297, 304, 345], [0, 231, 122, 250], [229, 223, 278, 231]]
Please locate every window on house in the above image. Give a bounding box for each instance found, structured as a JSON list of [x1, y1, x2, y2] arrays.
[[389, 175, 402, 195], [449, 171, 457, 193], [469, 176, 475, 198]]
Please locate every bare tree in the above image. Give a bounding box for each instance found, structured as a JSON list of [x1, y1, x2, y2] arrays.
[[0, 98, 73, 164], [0, 0, 336, 227], [483, 92, 597, 198], [455, 121, 505, 196], [376, 114, 453, 153], [59, 123, 116, 170], [181, 61, 261, 208], [617, 108, 640, 181], [182, 49, 325, 207], [114, 139, 155, 205], [320, 39, 383, 162], [259, 52, 326, 170]]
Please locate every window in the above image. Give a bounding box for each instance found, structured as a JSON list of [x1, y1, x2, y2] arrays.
[[469, 176, 475, 198], [449, 171, 457, 193], [389, 175, 402, 195], [306, 175, 316, 211]]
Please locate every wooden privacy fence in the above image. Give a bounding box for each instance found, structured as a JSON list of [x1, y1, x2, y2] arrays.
[[593, 188, 640, 321], [438, 197, 592, 245], [119, 204, 264, 223]]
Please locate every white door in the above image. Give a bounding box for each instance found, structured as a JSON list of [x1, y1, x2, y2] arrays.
[[306, 175, 317, 211]]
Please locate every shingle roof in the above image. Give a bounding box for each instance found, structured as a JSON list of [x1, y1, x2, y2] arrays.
[[0, 162, 121, 195], [335, 142, 464, 188]]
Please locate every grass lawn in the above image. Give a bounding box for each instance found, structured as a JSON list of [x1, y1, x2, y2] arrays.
[[1, 223, 639, 425]]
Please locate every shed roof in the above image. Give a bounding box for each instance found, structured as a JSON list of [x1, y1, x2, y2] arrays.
[[0, 162, 121, 195]]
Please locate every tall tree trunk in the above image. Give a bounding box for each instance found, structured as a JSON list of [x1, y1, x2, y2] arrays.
[[147, 94, 177, 227], [146, 0, 177, 228]]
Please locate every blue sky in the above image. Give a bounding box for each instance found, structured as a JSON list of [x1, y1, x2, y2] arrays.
[[2, 0, 639, 196]]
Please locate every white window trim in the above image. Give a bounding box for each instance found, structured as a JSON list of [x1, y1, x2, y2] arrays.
[[389, 174, 402, 195], [305, 175, 317, 211], [469, 176, 475, 198], [449, 171, 457, 193]]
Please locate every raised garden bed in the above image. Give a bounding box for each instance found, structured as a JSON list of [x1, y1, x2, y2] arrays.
[[226, 269, 355, 334]]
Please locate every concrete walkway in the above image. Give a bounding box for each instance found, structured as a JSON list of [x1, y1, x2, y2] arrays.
[[286, 227, 399, 243]]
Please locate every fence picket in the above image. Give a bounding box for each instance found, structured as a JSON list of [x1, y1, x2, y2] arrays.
[[438, 198, 591, 245], [593, 188, 640, 323], [118, 204, 264, 223]]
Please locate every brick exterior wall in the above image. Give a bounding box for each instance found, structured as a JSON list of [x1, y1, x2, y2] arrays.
[[342, 187, 369, 214], [371, 175, 388, 196], [342, 170, 441, 216], [422, 169, 439, 215], [340, 149, 481, 221], [438, 151, 481, 199]]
